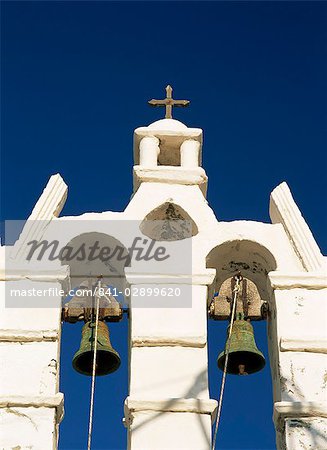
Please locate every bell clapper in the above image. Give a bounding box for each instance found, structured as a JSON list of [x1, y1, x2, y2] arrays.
[[238, 364, 248, 376]]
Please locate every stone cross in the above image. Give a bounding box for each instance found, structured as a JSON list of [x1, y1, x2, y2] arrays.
[[148, 85, 190, 119]]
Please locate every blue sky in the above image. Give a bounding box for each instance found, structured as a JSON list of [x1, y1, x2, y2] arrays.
[[1, 2, 326, 449]]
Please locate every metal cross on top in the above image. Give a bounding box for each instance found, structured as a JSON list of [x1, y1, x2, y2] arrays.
[[148, 85, 190, 119]]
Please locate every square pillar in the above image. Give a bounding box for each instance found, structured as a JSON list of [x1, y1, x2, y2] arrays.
[[124, 270, 217, 450], [268, 271, 327, 450], [0, 262, 68, 450]]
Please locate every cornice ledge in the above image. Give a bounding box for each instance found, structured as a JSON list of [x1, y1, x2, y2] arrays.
[[132, 336, 206, 348], [268, 271, 327, 290], [133, 166, 208, 196], [0, 329, 59, 342], [134, 126, 202, 139], [133, 165, 207, 183], [280, 337, 327, 354], [274, 401, 327, 430], [125, 269, 216, 286], [0, 392, 64, 423], [124, 397, 217, 419], [0, 265, 70, 283]]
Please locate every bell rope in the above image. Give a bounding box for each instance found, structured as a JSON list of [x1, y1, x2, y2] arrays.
[[87, 278, 101, 450]]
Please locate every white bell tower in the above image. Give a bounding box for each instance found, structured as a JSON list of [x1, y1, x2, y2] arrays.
[[124, 112, 218, 449], [1, 86, 326, 450]]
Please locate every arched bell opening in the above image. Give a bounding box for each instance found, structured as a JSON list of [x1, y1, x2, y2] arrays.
[[206, 240, 279, 447], [206, 239, 277, 302], [60, 231, 130, 295], [139, 201, 198, 241]]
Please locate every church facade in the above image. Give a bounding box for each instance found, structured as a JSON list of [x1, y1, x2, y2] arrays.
[[1, 91, 326, 449]]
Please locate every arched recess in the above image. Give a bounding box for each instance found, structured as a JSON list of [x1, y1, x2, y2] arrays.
[[206, 239, 279, 446], [59, 232, 130, 446], [206, 238, 281, 409], [140, 202, 198, 241], [60, 232, 130, 294], [206, 239, 277, 301]]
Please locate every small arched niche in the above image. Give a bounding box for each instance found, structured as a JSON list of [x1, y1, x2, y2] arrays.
[[140, 202, 198, 241], [206, 239, 277, 301]]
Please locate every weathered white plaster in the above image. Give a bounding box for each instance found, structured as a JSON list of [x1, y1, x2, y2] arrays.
[[0, 341, 59, 396], [129, 284, 209, 347], [127, 410, 213, 450], [0, 406, 60, 450], [278, 352, 327, 402], [274, 403, 327, 450], [130, 346, 209, 400], [125, 395, 217, 450], [284, 417, 327, 450], [271, 289, 327, 345]]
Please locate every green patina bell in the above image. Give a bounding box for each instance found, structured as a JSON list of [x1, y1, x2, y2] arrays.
[[72, 320, 121, 376], [217, 319, 265, 375]]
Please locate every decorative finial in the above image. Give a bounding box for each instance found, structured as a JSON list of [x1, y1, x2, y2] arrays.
[[148, 85, 190, 119]]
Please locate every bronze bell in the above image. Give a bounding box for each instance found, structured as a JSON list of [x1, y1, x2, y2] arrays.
[[72, 320, 121, 376], [217, 319, 265, 375]]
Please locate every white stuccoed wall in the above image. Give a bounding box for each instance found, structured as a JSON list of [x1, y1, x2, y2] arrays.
[[1, 118, 326, 450], [0, 174, 68, 450]]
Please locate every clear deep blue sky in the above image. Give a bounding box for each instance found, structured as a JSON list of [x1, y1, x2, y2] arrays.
[[1, 2, 326, 450]]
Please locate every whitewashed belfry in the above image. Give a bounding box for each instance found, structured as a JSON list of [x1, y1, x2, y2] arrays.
[[1, 87, 326, 449]]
